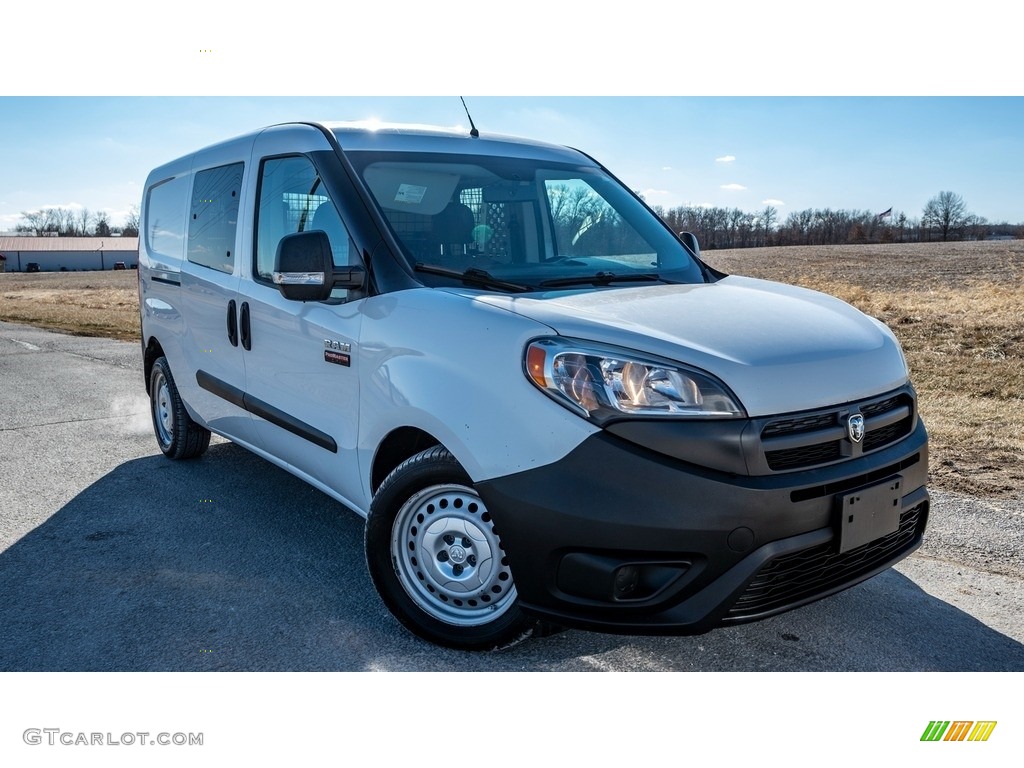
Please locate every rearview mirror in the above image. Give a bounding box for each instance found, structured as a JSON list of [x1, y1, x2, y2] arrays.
[[482, 180, 538, 203]]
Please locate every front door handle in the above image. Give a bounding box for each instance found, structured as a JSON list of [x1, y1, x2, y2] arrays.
[[226, 300, 238, 347], [239, 301, 251, 351]]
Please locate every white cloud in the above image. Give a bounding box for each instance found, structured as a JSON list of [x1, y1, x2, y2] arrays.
[[715, 155, 736, 163], [762, 198, 785, 206], [105, 207, 136, 225], [661, 166, 672, 171], [720, 183, 746, 191], [640, 189, 673, 202]]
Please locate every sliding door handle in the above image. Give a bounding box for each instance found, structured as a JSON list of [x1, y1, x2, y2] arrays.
[[239, 301, 251, 351], [226, 300, 238, 347]]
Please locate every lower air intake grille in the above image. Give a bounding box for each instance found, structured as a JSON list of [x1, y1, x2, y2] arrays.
[[726, 501, 926, 619]]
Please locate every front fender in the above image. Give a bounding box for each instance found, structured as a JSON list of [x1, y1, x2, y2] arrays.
[[355, 289, 599, 497]]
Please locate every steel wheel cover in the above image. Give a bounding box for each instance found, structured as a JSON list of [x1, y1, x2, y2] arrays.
[[391, 484, 517, 627], [154, 373, 174, 447]]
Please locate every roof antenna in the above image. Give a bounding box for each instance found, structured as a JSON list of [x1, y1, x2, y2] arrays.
[[460, 96, 480, 138]]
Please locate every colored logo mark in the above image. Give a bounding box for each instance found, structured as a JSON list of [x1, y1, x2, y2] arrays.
[[921, 721, 997, 742]]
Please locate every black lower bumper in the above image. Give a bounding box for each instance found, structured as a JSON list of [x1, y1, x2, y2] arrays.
[[476, 419, 928, 634]]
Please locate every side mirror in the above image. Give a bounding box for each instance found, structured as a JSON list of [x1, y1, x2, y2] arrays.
[[678, 231, 701, 257], [273, 231, 365, 301]]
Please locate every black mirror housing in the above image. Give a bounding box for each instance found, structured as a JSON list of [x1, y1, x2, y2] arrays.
[[274, 231, 335, 302], [274, 231, 367, 300]]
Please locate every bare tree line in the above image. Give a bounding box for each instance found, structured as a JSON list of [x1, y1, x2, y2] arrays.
[[13, 191, 1021, 248], [15, 206, 140, 238], [652, 192, 1020, 249]]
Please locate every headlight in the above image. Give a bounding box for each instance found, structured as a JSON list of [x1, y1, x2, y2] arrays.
[[525, 338, 744, 423]]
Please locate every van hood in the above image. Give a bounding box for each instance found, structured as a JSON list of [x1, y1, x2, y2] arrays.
[[455, 276, 909, 417]]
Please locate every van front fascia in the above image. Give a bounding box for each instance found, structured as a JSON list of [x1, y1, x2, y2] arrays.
[[476, 419, 928, 633]]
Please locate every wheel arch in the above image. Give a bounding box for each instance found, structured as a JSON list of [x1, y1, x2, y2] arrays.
[[370, 426, 443, 494], [143, 336, 166, 386]]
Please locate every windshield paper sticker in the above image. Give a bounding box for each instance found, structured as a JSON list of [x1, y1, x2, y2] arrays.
[[395, 183, 428, 205]]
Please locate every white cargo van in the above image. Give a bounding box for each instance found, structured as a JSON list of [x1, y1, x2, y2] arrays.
[[138, 121, 928, 649]]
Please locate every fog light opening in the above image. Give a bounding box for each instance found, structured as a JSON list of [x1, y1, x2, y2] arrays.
[[613, 565, 640, 599], [557, 553, 693, 603]]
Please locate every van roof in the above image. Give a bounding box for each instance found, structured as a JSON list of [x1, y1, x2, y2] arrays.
[[145, 121, 596, 187], [323, 121, 593, 164]]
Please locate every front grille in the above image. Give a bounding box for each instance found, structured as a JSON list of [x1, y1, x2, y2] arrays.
[[762, 413, 836, 438], [861, 396, 901, 418], [760, 391, 915, 473], [766, 442, 842, 471], [864, 416, 913, 451], [725, 501, 926, 620]]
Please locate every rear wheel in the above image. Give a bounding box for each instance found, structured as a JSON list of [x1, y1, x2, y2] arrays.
[[149, 356, 210, 459], [366, 446, 536, 650]]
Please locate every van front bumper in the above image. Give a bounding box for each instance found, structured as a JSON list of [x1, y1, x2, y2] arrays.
[[475, 419, 928, 634]]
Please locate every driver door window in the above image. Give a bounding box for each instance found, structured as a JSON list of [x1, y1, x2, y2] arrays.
[[255, 155, 360, 301]]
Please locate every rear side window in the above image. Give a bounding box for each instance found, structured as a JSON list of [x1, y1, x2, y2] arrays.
[[188, 163, 243, 274], [144, 176, 189, 261]]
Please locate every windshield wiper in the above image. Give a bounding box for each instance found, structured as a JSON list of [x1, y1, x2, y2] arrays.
[[414, 263, 533, 293], [538, 271, 668, 288]]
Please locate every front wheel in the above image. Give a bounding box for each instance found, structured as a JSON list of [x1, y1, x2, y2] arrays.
[[365, 446, 536, 650], [149, 356, 211, 460]]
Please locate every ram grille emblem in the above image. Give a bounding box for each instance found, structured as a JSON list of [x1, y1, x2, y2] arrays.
[[847, 413, 866, 443]]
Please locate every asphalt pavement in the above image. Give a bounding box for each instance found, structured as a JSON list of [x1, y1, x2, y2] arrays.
[[1, 320, 1021, 671]]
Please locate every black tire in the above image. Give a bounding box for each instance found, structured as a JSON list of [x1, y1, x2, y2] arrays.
[[149, 356, 211, 460], [365, 446, 536, 650]]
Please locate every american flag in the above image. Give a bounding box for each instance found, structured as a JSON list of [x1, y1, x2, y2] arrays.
[[876, 207, 893, 220]]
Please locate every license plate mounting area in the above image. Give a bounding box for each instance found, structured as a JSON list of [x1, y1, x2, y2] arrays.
[[836, 476, 903, 554]]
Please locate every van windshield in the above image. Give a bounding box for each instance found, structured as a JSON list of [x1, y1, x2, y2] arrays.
[[346, 151, 707, 291]]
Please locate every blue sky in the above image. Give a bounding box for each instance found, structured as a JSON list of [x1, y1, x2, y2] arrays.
[[2, 96, 1022, 230]]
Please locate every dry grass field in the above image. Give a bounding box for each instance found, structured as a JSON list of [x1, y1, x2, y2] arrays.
[[2, 240, 1022, 497], [0, 269, 140, 341]]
